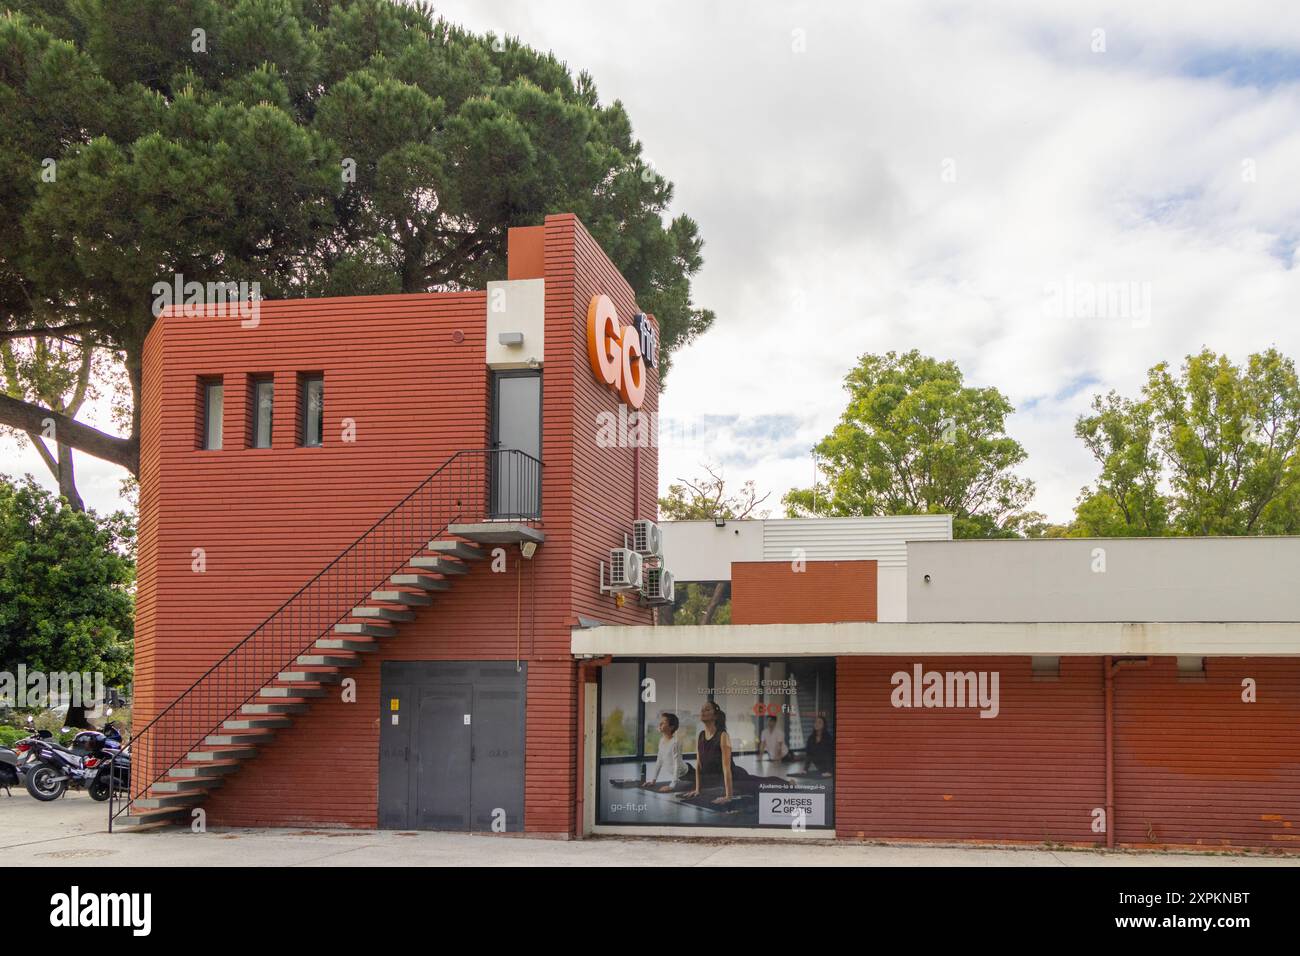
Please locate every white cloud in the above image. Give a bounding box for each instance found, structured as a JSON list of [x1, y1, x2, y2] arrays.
[[435, 0, 1300, 522], [14, 1, 1300, 526]]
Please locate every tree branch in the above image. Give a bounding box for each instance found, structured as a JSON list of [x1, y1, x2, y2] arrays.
[[0, 321, 101, 343], [0, 394, 138, 475]]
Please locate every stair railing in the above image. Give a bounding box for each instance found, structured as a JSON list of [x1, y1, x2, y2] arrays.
[[109, 448, 541, 830]]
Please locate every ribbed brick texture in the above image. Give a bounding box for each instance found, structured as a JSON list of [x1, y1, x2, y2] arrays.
[[836, 655, 1300, 850], [136, 214, 658, 833], [1112, 656, 1300, 850], [731, 560, 877, 624]]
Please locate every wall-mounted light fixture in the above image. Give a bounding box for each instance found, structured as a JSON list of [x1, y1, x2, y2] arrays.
[[498, 331, 524, 347], [521, 541, 538, 559], [713, 516, 726, 528]]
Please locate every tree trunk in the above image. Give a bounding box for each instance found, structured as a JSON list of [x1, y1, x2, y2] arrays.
[[0, 394, 137, 474], [702, 582, 728, 624], [56, 442, 85, 511]]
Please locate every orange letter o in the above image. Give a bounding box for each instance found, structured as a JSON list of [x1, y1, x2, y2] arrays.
[[619, 326, 645, 409]]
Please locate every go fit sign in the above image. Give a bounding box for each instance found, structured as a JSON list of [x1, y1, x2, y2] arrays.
[[586, 294, 656, 409]]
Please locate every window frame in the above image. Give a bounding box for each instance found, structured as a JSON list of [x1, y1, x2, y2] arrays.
[[299, 373, 324, 448], [199, 378, 224, 451], [249, 375, 274, 449]]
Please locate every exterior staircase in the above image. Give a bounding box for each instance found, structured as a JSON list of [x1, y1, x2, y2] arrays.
[[110, 450, 543, 830]]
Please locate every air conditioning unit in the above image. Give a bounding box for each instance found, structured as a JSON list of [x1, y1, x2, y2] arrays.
[[632, 519, 663, 558], [642, 567, 674, 605], [607, 548, 643, 590]]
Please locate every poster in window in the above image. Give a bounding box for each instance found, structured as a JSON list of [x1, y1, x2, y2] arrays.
[[597, 659, 835, 829]]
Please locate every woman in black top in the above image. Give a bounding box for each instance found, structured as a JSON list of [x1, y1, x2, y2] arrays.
[[685, 701, 788, 805], [804, 713, 834, 777]]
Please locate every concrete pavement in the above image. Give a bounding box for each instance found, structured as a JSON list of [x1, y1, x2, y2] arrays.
[[3, 791, 1297, 866]]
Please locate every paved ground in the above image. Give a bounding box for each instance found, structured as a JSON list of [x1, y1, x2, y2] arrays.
[[4, 791, 1297, 866]]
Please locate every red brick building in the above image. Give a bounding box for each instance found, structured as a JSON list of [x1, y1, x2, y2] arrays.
[[127, 214, 657, 833], [126, 217, 1299, 853]]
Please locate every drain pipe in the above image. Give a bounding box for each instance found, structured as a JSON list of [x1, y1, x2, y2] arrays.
[[1104, 655, 1151, 849]]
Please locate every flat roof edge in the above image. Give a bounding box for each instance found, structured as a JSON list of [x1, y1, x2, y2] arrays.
[[571, 621, 1300, 658]]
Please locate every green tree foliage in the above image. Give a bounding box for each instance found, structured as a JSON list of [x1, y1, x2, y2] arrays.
[[0, 0, 712, 474], [0, 474, 134, 683], [1072, 348, 1300, 536], [668, 582, 732, 626], [1, 337, 108, 509], [658, 466, 764, 624], [658, 465, 770, 522], [600, 706, 634, 757], [783, 350, 1039, 537]]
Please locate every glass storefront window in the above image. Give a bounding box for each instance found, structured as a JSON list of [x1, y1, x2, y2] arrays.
[[600, 662, 639, 758], [597, 658, 837, 830], [662, 581, 731, 625], [642, 663, 708, 756], [712, 662, 760, 752]]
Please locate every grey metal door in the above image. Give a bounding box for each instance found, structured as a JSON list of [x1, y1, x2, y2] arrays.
[[470, 681, 526, 832], [378, 681, 412, 828], [379, 661, 527, 831], [414, 685, 472, 829], [491, 371, 541, 518]]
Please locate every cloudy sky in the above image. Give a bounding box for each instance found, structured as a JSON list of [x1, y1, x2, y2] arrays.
[[9, 0, 1300, 522]]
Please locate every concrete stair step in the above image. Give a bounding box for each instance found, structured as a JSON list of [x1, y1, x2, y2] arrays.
[[116, 807, 189, 827], [262, 684, 329, 697], [448, 522, 545, 545], [242, 700, 310, 715], [154, 775, 226, 791], [333, 622, 395, 637], [168, 761, 240, 779], [204, 730, 275, 746], [186, 746, 257, 762], [134, 791, 211, 809], [407, 556, 469, 575], [295, 653, 360, 668], [370, 589, 433, 606], [349, 606, 415, 622], [387, 574, 450, 591], [273, 672, 341, 687], [313, 636, 380, 652], [223, 716, 292, 730], [427, 539, 488, 561]]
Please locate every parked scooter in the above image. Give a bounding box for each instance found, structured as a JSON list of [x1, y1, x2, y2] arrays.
[[0, 743, 21, 795], [21, 723, 126, 802], [86, 723, 129, 802]]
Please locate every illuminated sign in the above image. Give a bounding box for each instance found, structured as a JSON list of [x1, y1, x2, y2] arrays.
[[586, 294, 655, 409]]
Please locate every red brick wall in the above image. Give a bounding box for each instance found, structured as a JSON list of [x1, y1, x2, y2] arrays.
[[1112, 656, 1300, 850], [136, 214, 657, 832], [836, 655, 1300, 850], [731, 560, 877, 625]]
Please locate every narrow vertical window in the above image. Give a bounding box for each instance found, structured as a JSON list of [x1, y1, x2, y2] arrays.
[[301, 374, 324, 447], [251, 378, 274, 449], [202, 380, 224, 450]]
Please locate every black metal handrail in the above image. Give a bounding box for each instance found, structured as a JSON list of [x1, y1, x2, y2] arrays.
[[109, 448, 541, 829]]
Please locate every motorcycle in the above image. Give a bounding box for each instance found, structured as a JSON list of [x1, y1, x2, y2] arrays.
[[21, 723, 127, 802], [86, 724, 130, 802], [1, 744, 20, 795]]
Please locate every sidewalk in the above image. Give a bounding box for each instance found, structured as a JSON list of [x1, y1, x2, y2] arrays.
[[4, 793, 1296, 866]]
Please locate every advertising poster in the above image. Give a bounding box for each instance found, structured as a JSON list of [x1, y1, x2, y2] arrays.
[[597, 659, 835, 829]]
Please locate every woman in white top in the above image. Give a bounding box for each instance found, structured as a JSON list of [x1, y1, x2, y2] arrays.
[[759, 715, 789, 761], [642, 712, 692, 792]]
